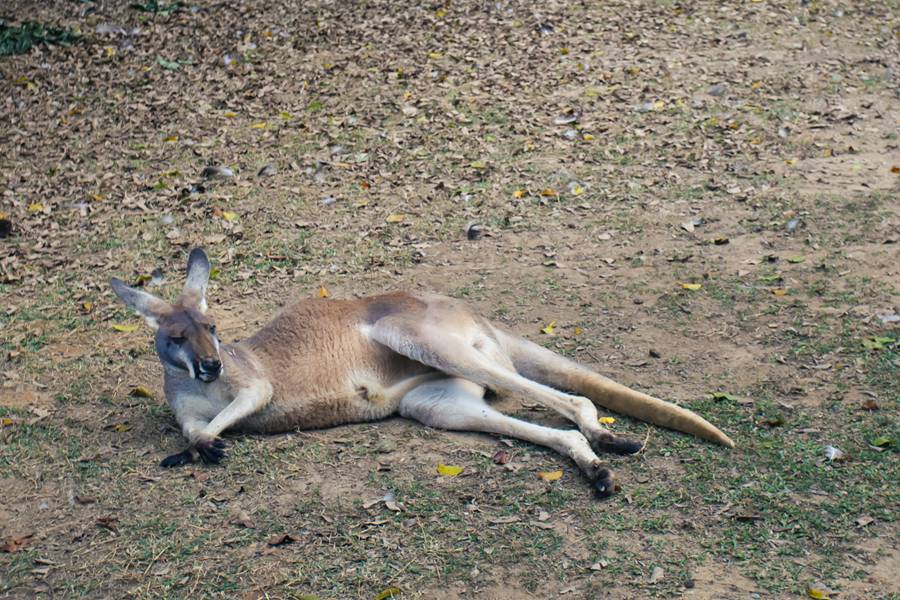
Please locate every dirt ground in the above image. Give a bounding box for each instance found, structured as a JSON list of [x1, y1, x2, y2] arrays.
[[1, 0, 898, 598]]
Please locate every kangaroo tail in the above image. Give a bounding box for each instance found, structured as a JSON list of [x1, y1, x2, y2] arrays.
[[497, 330, 735, 448]]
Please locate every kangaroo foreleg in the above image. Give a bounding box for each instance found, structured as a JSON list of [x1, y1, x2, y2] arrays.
[[161, 381, 272, 467]]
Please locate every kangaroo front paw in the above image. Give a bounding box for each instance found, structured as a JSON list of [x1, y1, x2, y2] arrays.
[[160, 449, 195, 468], [196, 438, 227, 464]]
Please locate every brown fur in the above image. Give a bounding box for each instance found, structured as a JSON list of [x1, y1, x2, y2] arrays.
[[111, 249, 734, 495]]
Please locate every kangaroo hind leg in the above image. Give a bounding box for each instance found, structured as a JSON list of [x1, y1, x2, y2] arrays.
[[400, 377, 619, 497], [371, 315, 641, 457]]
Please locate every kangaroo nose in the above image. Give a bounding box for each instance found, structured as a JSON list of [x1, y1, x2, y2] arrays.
[[200, 358, 221, 373]]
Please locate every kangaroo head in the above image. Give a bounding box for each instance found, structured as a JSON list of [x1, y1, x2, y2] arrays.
[[110, 248, 223, 383]]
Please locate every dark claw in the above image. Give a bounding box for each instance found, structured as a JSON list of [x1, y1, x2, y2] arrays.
[[593, 435, 644, 456], [160, 449, 194, 468], [592, 469, 619, 499], [196, 438, 226, 464]]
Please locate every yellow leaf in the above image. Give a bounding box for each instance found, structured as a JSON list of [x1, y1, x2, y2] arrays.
[[374, 588, 402, 600], [222, 211, 238, 222], [428, 52, 443, 59], [81, 302, 94, 313], [469, 160, 486, 169], [130, 386, 153, 398], [513, 189, 526, 199], [681, 283, 702, 291], [573, 326, 584, 336], [806, 587, 830, 600], [279, 111, 293, 120], [385, 213, 405, 223], [209, 267, 221, 279], [105, 46, 117, 57], [582, 133, 595, 141], [318, 286, 329, 298], [251, 122, 267, 129], [652, 100, 665, 111], [537, 470, 563, 482], [560, 47, 569, 55], [223, 111, 238, 118], [771, 288, 788, 296], [90, 193, 105, 202], [113, 422, 131, 433], [541, 188, 558, 197], [785, 158, 797, 166], [436, 463, 464, 477], [571, 185, 584, 196], [112, 323, 139, 333], [541, 321, 556, 335], [751, 81, 763, 90], [1, 418, 13, 427], [28, 203, 44, 212], [598, 416, 616, 425], [435, 8, 447, 17], [163, 135, 177, 142]]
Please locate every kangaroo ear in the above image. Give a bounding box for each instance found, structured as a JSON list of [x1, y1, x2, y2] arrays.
[[110, 277, 168, 330], [181, 248, 210, 312]]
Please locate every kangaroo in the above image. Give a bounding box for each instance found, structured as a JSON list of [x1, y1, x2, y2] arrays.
[[110, 248, 734, 497]]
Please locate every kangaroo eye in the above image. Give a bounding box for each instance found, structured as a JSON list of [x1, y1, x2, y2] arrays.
[[170, 336, 185, 345], [209, 325, 217, 336]]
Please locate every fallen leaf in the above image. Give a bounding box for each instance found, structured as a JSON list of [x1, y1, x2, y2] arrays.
[[318, 286, 329, 298], [250, 122, 267, 129], [74, 495, 95, 505], [573, 326, 584, 336], [1, 418, 13, 427], [681, 283, 702, 291], [513, 188, 526, 198], [540, 188, 558, 197], [806, 585, 831, 600], [436, 463, 464, 477], [854, 515, 875, 528], [374, 587, 402, 600], [28, 202, 44, 212], [771, 288, 789, 296], [111, 324, 138, 333], [541, 321, 556, 335], [222, 211, 238, 222], [537, 470, 563, 482], [891, 166, 900, 174], [267, 533, 295, 546], [113, 422, 131, 433], [871, 436, 893, 448], [96, 516, 119, 532], [788, 256, 806, 263], [711, 392, 740, 402], [1, 534, 33, 553], [129, 386, 153, 398], [823, 445, 845, 462], [492, 450, 511, 465], [223, 111, 238, 118], [385, 213, 405, 223], [862, 399, 879, 411], [231, 511, 255, 529], [598, 416, 616, 425]]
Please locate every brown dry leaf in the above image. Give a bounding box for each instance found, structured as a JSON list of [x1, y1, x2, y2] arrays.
[[537, 470, 563, 482], [267, 533, 295, 546], [1, 534, 33, 553], [492, 450, 511, 465], [96, 516, 119, 532]]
